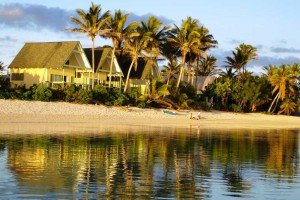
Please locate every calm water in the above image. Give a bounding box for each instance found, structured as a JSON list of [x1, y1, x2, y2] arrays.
[[0, 128, 300, 199]]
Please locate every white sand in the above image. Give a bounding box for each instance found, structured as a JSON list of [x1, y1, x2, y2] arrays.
[[0, 99, 299, 134]]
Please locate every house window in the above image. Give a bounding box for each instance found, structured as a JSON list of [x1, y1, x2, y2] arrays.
[[11, 73, 24, 81], [51, 74, 63, 82], [75, 72, 81, 78]]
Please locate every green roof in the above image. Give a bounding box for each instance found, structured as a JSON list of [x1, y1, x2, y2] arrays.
[[9, 41, 80, 69]]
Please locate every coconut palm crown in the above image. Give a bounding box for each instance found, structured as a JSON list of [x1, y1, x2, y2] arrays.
[[66, 2, 111, 89]]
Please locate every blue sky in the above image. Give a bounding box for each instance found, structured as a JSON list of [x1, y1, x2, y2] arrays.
[[1, 0, 300, 74]]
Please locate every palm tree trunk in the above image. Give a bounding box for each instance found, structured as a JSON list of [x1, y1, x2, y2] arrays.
[[187, 61, 192, 84], [176, 54, 186, 90], [123, 60, 134, 93], [163, 73, 171, 98], [268, 92, 279, 113], [91, 38, 95, 90], [108, 47, 116, 89]]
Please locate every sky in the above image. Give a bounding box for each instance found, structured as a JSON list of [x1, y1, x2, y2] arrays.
[[1, 0, 300, 74]]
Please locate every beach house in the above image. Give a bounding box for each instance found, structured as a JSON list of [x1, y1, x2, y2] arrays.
[[118, 56, 161, 94], [9, 41, 91, 88], [84, 47, 124, 88]]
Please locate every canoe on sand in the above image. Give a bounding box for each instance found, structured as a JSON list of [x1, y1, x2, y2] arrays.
[[163, 110, 177, 115]]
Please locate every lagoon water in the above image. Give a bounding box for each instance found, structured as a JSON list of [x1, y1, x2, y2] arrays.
[[0, 128, 300, 199]]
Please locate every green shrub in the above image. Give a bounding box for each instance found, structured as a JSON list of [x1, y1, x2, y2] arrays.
[[137, 101, 146, 108], [110, 88, 129, 106], [92, 85, 109, 103], [77, 89, 93, 104], [127, 88, 140, 104], [22, 85, 37, 100], [180, 83, 197, 100], [0, 75, 9, 90], [230, 104, 242, 112], [64, 85, 79, 102], [51, 88, 65, 101], [33, 86, 53, 101]]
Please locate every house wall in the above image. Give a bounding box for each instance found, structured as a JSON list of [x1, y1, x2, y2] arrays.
[[10, 68, 47, 88], [130, 79, 147, 94], [10, 68, 91, 88]]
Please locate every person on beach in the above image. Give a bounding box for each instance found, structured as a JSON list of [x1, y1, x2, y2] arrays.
[[189, 112, 201, 120], [197, 112, 201, 119]]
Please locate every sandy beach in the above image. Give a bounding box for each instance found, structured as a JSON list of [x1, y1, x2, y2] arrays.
[[0, 99, 300, 134]]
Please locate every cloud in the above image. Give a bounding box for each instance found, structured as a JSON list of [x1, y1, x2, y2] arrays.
[[252, 56, 300, 67], [278, 39, 287, 44], [126, 12, 173, 26], [0, 35, 17, 42], [0, 3, 73, 31], [270, 47, 300, 53], [229, 39, 244, 44], [255, 44, 264, 50], [211, 49, 300, 70], [0, 3, 174, 33]]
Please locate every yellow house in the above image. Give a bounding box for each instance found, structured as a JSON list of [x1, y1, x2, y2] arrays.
[[9, 41, 92, 88], [118, 56, 161, 94], [84, 47, 124, 88]]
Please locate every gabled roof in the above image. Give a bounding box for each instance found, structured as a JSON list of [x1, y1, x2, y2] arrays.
[[117, 55, 160, 80], [84, 47, 123, 76], [9, 41, 90, 69]]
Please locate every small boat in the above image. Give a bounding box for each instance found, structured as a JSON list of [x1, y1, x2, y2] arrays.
[[163, 110, 177, 115]]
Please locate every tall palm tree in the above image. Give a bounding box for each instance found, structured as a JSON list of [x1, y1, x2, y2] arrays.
[[225, 44, 257, 78], [0, 61, 5, 74], [122, 24, 146, 93], [67, 3, 110, 89], [162, 61, 181, 86], [105, 10, 139, 89], [141, 16, 169, 59], [167, 17, 205, 90], [198, 55, 219, 76], [266, 64, 299, 113], [123, 16, 168, 93]]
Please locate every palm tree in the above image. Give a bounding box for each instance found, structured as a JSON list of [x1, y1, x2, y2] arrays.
[[122, 24, 146, 93], [141, 16, 169, 59], [266, 64, 299, 113], [279, 97, 297, 115], [167, 17, 204, 90], [225, 44, 257, 78], [0, 61, 5, 74], [123, 16, 167, 93], [162, 61, 181, 86], [220, 66, 237, 79], [67, 3, 110, 89], [198, 55, 219, 76], [105, 10, 139, 89]]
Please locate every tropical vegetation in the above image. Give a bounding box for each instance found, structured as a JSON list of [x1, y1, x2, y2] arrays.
[[2, 2, 300, 116]]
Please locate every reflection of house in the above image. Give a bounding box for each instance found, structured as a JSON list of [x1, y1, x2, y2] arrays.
[[84, 47, 123, 88], [118, 56, 160, 94], [9, 41, 91, 88]]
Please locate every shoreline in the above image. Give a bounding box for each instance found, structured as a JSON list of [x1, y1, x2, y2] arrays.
[[0, 99, 300, 134]]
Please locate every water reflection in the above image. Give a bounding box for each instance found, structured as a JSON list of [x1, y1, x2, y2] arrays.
[[0, 129, 299, 199]]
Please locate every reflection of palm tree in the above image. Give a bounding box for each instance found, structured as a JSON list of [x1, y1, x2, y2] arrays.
[[67, 3, 110, 89]]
